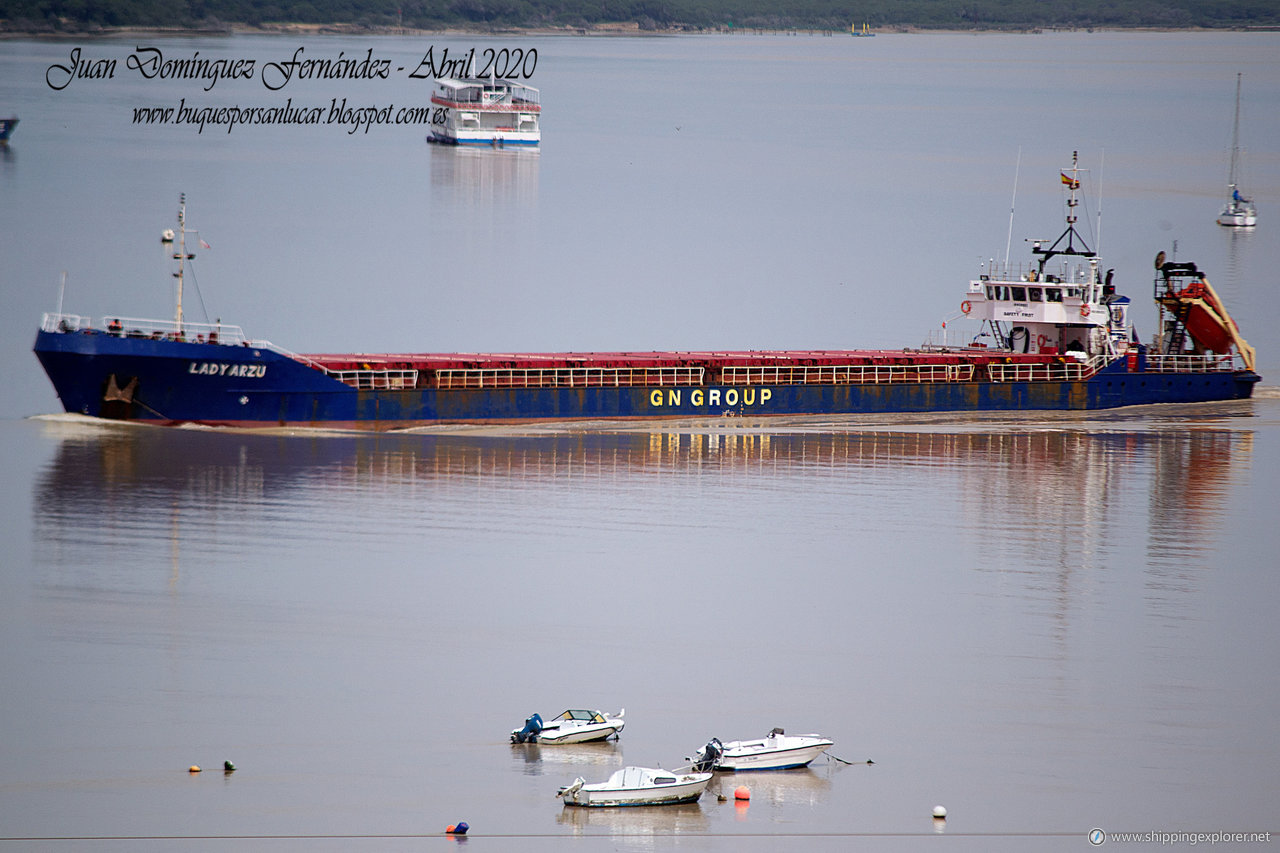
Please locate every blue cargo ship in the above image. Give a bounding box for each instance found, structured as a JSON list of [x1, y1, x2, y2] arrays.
[[33, 161, 1259, 431]]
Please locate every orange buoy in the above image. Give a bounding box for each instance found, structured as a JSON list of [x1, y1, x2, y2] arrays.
[[188, 765, 201, 773], [734, 785, 750, 801]]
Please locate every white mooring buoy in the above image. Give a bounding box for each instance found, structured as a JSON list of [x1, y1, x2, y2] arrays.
[[933, 805, 947, 819]]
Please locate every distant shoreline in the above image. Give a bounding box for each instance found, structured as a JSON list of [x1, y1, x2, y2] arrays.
[[4, 21, 1274, 39]]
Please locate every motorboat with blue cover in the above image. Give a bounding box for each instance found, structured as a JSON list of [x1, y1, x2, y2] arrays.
[[511, 709, 625, 744]]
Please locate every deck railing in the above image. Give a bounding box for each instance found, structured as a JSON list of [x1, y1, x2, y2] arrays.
[[436, 366, 705, 389], [987, 354, 1112, 382], [326, 369, 420, 390], [1146, 354, 1239, 373], [987, 361, 1089, 382], [42, 312, 250, 345], [721, 364, 975, 385], [40, 312, 337, 374]]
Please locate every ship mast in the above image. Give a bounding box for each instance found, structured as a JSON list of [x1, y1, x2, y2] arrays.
[[172, 194, 195, 334], [1031, 150, 1096, 280]]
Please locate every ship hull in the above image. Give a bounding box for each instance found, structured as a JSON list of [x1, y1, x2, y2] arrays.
[[428, 130, 539, 147], [34, 331, 1259, 431]]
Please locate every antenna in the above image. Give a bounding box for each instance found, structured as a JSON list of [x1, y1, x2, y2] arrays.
[[1095, 150, 1104, 258], [1004, 146, 1021, 271]]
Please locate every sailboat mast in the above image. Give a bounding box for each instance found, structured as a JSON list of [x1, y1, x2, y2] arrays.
[[1227, 72, 1242, 193]]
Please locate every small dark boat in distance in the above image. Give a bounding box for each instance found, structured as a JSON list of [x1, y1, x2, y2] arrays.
[[0, 116, 18, 144], [33, 159, 1259, 431]]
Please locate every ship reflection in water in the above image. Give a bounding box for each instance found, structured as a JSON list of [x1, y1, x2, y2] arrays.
[[30, 412, 1251, 624], [429, 144, 539, 209], [21, 412, 1264, 841]]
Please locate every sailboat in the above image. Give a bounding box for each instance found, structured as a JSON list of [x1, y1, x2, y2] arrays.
[[1217, 73, 1256, 227]]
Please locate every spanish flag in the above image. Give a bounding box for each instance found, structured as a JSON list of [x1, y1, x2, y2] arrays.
[[1060, 173, 1080, 190]]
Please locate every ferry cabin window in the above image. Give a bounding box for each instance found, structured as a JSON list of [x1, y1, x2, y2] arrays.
[[1011, 286, 1027, 301], [1029, 288, 1042, 302], [1045, 288, 1063, 302]]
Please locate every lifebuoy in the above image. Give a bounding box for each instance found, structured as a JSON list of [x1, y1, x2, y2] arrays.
[[960, 300, 972, 315], [1080, 304, 1091, 317], [1036, 334, 1049, 349]]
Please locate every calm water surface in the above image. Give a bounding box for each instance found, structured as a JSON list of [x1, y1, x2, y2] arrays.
[[2, 29, 1280, 851], [4, 401, 1280, 850]]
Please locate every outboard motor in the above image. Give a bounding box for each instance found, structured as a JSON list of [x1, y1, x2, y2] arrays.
[[512, 713, 543, 744], [691, 737, 724, 772]]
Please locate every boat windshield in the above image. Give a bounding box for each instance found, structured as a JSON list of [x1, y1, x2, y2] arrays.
[[556, 709, 605, 722]]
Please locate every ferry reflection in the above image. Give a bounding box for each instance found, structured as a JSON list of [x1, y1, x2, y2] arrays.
[[556, 801, 709, 836], [511, 741, 623, 776], [429, 145, 538, 208]]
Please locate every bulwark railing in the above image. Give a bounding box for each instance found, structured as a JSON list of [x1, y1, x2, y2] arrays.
[[987, 354, 1108, 383], [327, 369, 420, 390], [41, 312, 250, 346], [1146, 354, 1239, 373], [721, 364, 975, 384], [987, 361, 1088, 382], [436, 366, 705, 389]]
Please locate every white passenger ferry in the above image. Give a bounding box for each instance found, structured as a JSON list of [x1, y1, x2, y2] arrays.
[[428, 77, 540, 147]]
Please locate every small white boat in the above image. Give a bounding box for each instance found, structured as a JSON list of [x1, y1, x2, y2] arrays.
[[558, 766, 712, 807], [692, 728, 834, 771], [511, 709, 624, 744], [428, 76, 540, 147]]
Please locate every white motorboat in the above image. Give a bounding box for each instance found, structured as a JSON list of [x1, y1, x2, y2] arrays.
[[691, 728, 834, 771], [558, 766, 712, 807], [511, 709, 625, 744]]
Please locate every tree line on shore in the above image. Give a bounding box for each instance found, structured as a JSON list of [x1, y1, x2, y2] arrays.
[[5, 0, 1280, 33]]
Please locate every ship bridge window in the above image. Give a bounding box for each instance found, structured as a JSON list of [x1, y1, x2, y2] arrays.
[[1029, 288, 1042, 302], [1045, 288, 1063, 302], [1011, 286, 1027, 301], [985, 285, 994, 300]]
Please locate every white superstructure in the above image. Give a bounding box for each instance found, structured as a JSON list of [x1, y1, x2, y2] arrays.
[[956, 152, 1135, 362], [429, 77, 540, 147]]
